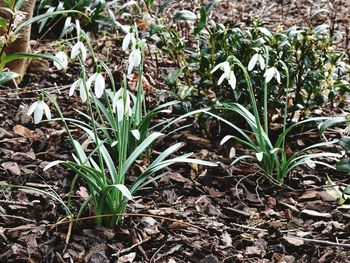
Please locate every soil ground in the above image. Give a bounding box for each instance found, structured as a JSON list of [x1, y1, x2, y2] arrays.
[[0, 0, 350, 262]]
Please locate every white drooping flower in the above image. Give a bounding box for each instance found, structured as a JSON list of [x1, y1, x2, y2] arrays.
[[248, 53, 265, 71], [87, 67, 105, 98], [27, 99, 51, 124], [131, 129, 140, 140], [69, 77, 90, 103], [54, 51, 68, 71], [122, 30, 136, 51], [227, 70, 237, 91], [127, 47, 141, 75], [256, 152, 264, 162], [112, 88, 132, 122], [264, 67, 281, 84], [71, 40, 87, 62], [211, 61, 237, 90]]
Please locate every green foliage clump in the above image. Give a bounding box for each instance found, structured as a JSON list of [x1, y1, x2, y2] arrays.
[[156, 16, 349, 121]]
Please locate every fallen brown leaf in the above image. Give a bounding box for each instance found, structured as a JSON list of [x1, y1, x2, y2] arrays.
[[13, 125, 32, 138], [1, 162, 21, 176]]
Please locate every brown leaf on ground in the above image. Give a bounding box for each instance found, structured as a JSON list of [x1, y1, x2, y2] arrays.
[[13, 125, 32, 137], [1, 162, 21, 176]]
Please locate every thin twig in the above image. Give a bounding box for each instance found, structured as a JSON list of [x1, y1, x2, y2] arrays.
[[0, 214, 36, 223], [231, 222, 299, 233], [112, 237, 150, 257], [299, 237, 350, 249]]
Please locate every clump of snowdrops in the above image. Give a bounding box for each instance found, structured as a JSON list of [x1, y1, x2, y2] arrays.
[[209, 56, 342, 183], [27, 21, 216, 227]]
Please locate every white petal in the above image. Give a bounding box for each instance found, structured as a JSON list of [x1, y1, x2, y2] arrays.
[[211, 61, 229, 74], [256, 152, 264, 162], [27, 101, 38, 116], [34, 102, 44, 124], [80, 42, 87, 62], [87, 73, 96, 90], [264, 67, 275, 83], [130, 34, 136, 48], [54, 52, 64, 70], [218, 71, 228, 85], [71, 42, 80, 59], [126, 106, 133, 117], [131, 129, 140, 140], [275, 68, 281, 84], [79, 81, 87, 103], [127, 61, 134, 75], [57, 51, 68, 68], [42, 101, 51, 120], [53, 61, 62, 70], [115, 88, 123, 98], [228, 71, 236, 90], [258, 54, 265, 70], [248, 54, 259, 71], [211, 62, 223, 74], [94, 73, 105, 98], [122, 32, 131, 51], [132, 49, 141, 67], [116, 99, 124, 122], [62, 53, 69, 69], [223, 62, 231, 76], [69, 79, 80, 97]]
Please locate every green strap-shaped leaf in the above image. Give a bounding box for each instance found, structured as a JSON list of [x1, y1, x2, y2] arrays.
[[14, 10, 89, 34]]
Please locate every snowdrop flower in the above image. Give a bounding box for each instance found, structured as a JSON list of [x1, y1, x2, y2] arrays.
[[71, 37, 87, 62], [127, 47, 141, 75], [131, 129, 140, 140], [54, 51, 68, 71], [211, 61, 237, 90], [112, 88, 132, 122], [248, 53, 265, 71], [264, 67, 281, 84], [27, 96, 51, 124], [122, 29, 136, 51], [69, 74, 90, 103], [87, 65, 105, 98]]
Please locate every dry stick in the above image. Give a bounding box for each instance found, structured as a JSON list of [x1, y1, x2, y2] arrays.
[[298, 237, 350, 249], [0, 214, 36, 223], [150, 244, 165, 263], [231, 222, 350, 249], [112, 238, 150, 257], [61, 216, 74, 255]]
